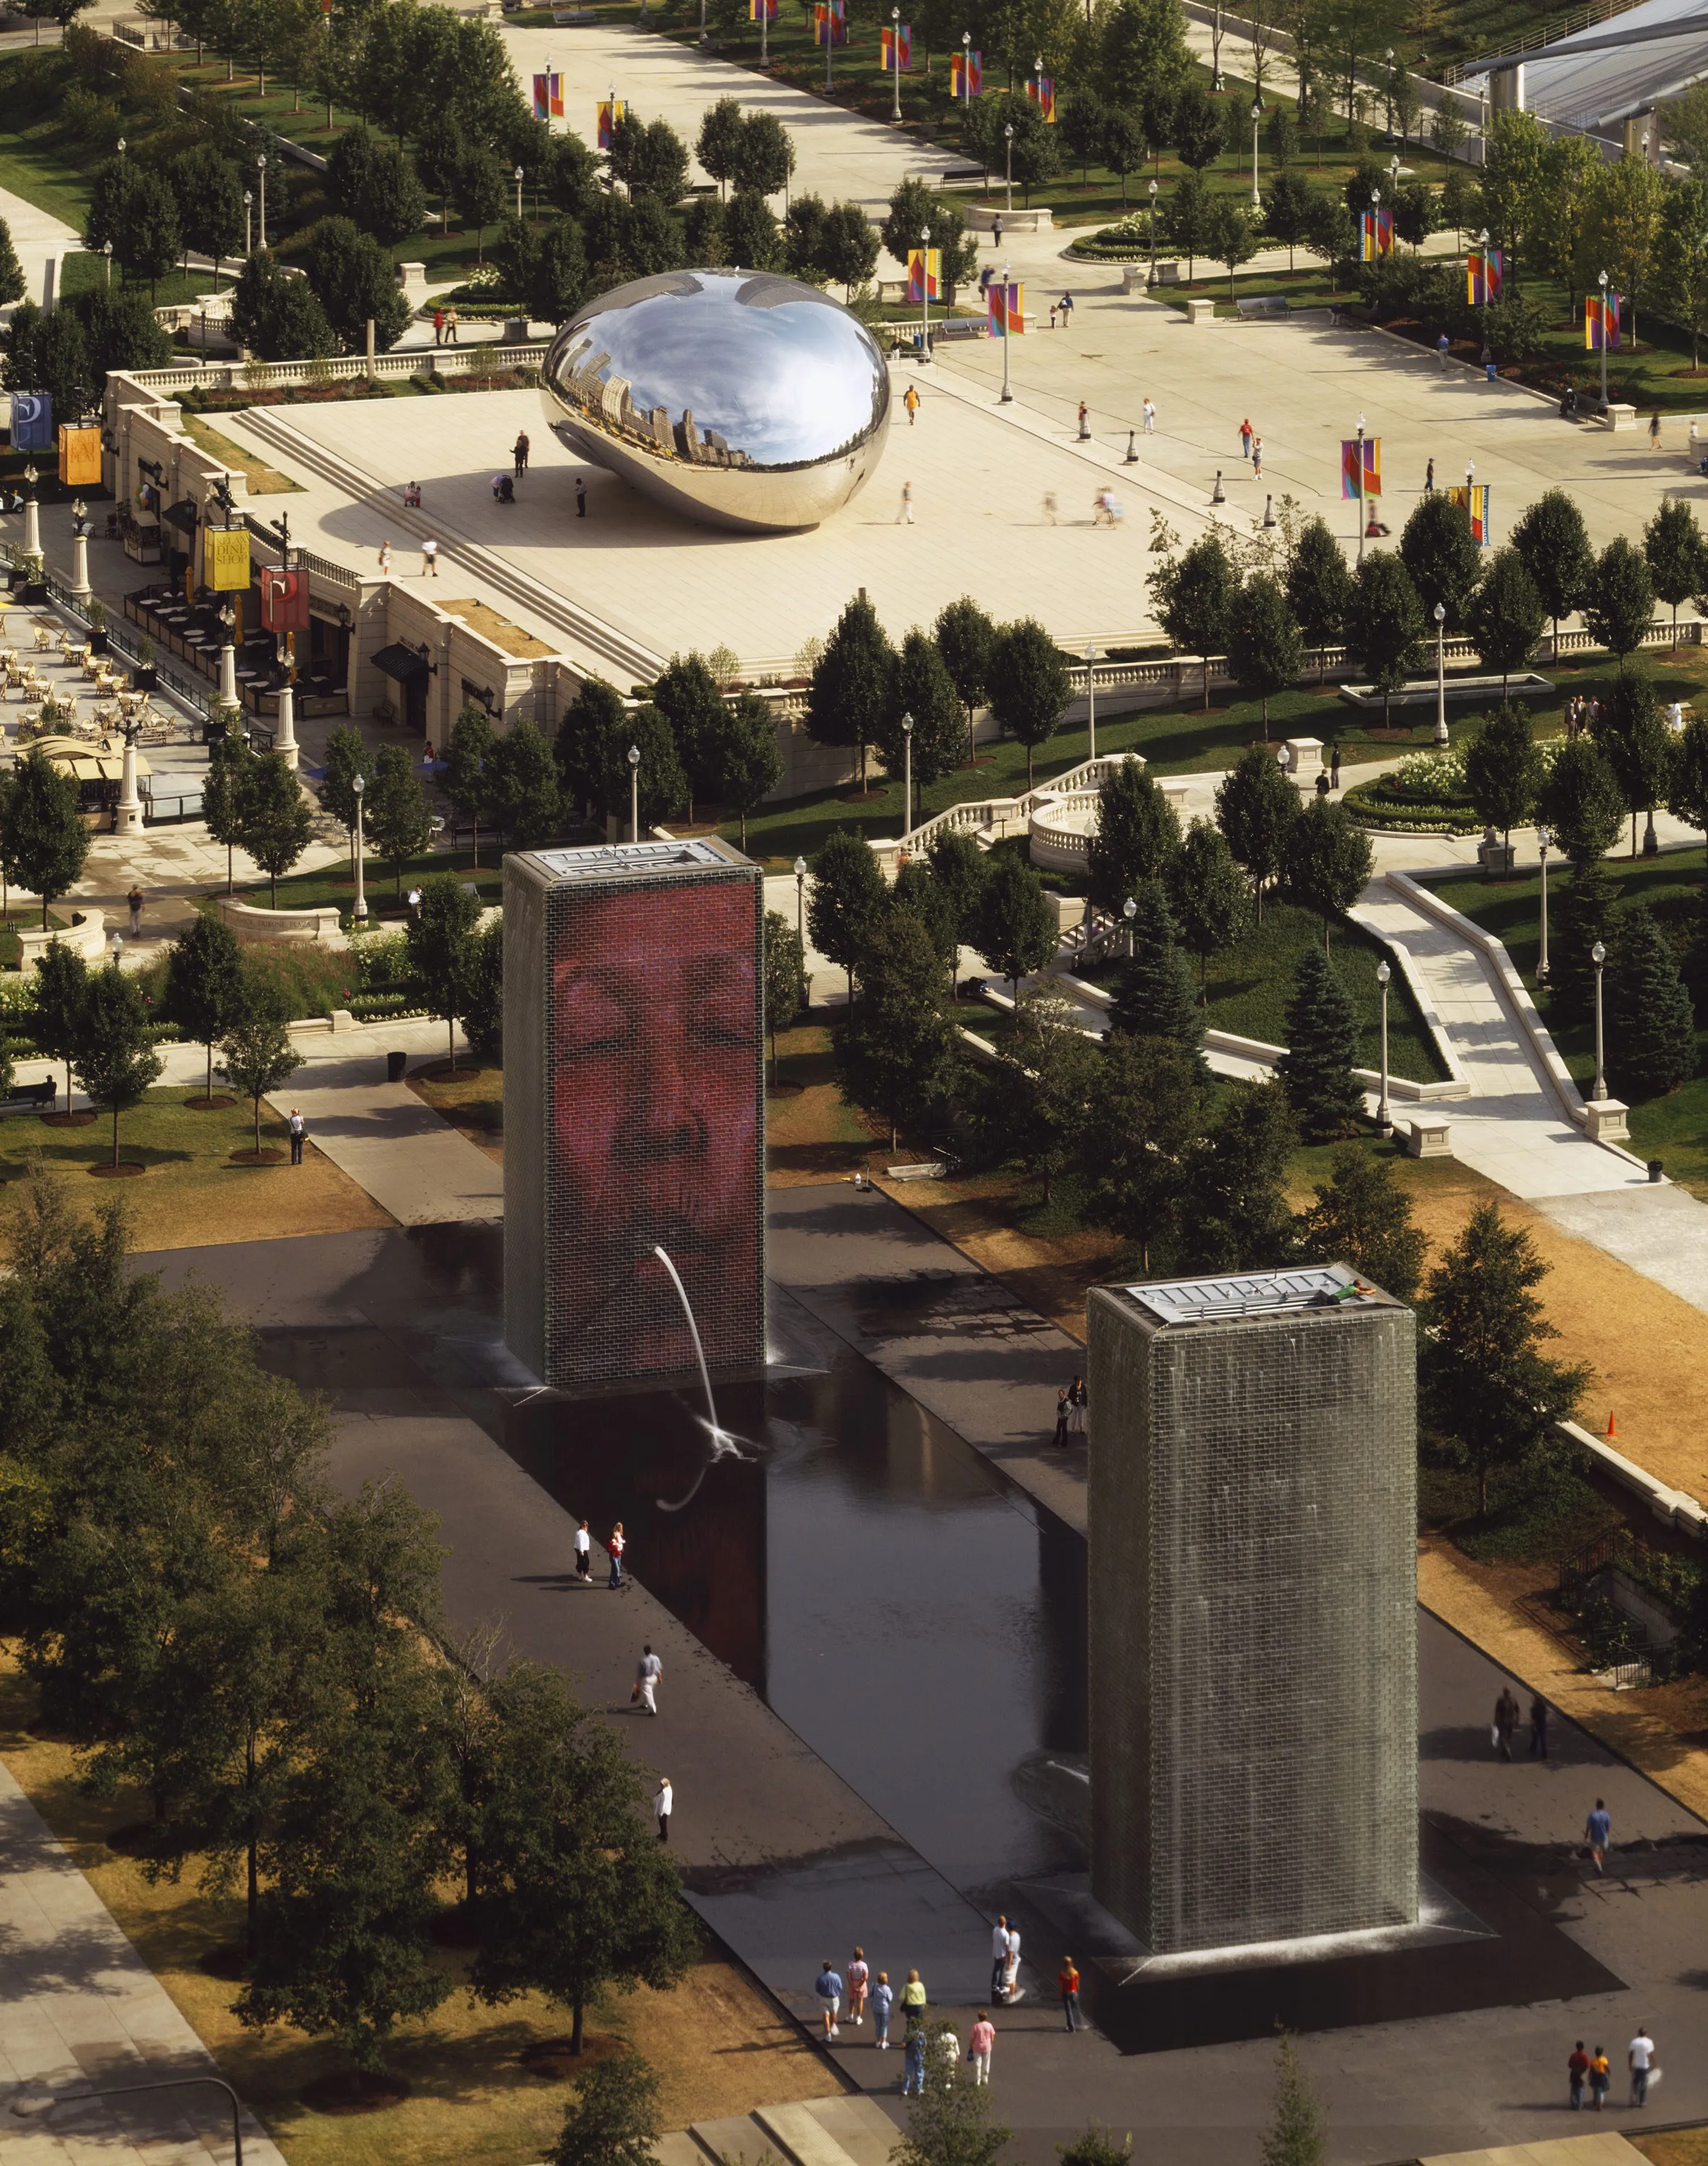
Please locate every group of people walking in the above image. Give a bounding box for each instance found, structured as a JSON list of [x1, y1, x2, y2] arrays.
[[1567, 2028, 1656, 2110]]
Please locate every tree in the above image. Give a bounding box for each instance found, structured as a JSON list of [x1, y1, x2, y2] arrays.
[[780, 192, 824, 280], [612, 115, 690, 205], [1110, 879, 1202, 1069], [1276, 948, 1363, 1140], [697, 96, 744, 198], [1398, 491, 1481, 632], [926, 828, 988, 948], [1464, 547, 1545, 696], [733, 110, 795, 198], [891, 2042, 1011, 2166], [115, 170, 180, 300], [1085, 759, 1179, 913], [74, 963, 164, 1171], [1079, 1035, 1200, 1271], [808, 828, 886, 1007], [1286, 516, 1356, 683], [1584, 535, 1655, 673], [892, 860, 958, 977], [327, 124, 426, 249], [1541, 736, 1624, 869], [934, 596, 996, 767], [1261, 2036, 1327, 2166], [0, 215, 24, 307], [1579, 153, 1665, 349], [974, 850, 1057, 1004], [1422, 1201, 1590, 1515], [880, 631, 963, 792], [1062, 92, 1107, 185], [1668, 713, 1708, 853], [1591, 674, 1674, 857], [2, 300, 92, 424], [218, 983, 305, 1156], [1207, 198, 1257, 298], [1657, 177, 1708, 366], [1168, 816, 1251, 991], [1058, 2128, 1136, 2166], [318, 722, 375, 832], [487, 719, 564, 847], [879, 180, 977, 303], [297, 216, 410, 350], [1393, 179, 1436, 252], [1227, 572, 1303, 729], [1150, 532, 1235, 708], [818, 200, 879, 297], [1161, 169, 1213, 282], [7, 749, 89, 928], [992, 987, 1097, 1200], [1176, 1078, 1297, 1274], [32, 940, 89, 1110], [1463, 703, 1540, 859], [1349, 553, 1426, 725], [1266, 169, 1313, 269], [650, 654, 726, 808], [1295, 1142, 1426, 1301], [365, 744, 433, 899], [1279, 799, 1373, 948], [551, 2053, 662, 2166], [1302, 195, 1356, 280], [834, 912, 960, 1149], [72, 285, 173, 380], [228, 250, 336, 362], [163, 913, 248, 1102], [238, 754, 313, 907], [169, 145, 246, 283], [715, 693, 783, 848], [445, 704, 497, 860], [762, 909, 803, 1082], [725, 189, 779, 270], [987, 620, 1070, 787], [967, 95, 1059, 208], [529, 220, 588, 325], [1215, 745, 1298, 921], [1172, 80, 1223, 171], [1553, 854, 1616, 1025], [454, 143, 509, 264], [1101, 109, 1147, 208], [1604, 903, 1696, 1101], [1101, 0, 1192, 110], [1644, 496, 1703, 646], [807, 593, 893, 791], [406, 873, 481, 1071]]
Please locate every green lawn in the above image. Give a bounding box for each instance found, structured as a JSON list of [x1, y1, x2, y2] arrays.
[[246, 844, 512, 919], [1438, 849, 1708, 1193], [59, 250, 228, 309]]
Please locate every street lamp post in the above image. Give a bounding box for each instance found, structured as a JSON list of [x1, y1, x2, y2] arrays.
[[891, 6, 901, 120], [901, 712, 914, 836], [1084, 641, 1097, 758], [257, 153, 268, 249], [351, 773, 368, 922], [514, 165, 524, 221], [1537, 823, 1551, 979], [1147, 177, 1159, 286], [1004, 123, 1014, 214], [1591, 938, 1607, 1100], [961, 30, 971, 129], [1476, 225, 1489, 342], [1375, 958, 1392, 1135], [244, 190, 253, 256], [920, 223, 931, 352], [102, 239, 112, 286], [794, 853, 809, 1004], [1355, 410, 1366, 562], [1384, 45, 1395, 136], [1598, 268, 1610, 411], [1250, 101, 1262, 207], [1434, 600, 1447, 746], [627, 742, 640, 842], [20, 461, 40, 560], [11, 2076, 245, 2166], [999, 256, 1013, 402], [1123, 893, 1136, 957]]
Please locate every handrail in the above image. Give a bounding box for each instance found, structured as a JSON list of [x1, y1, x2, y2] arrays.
[[871, 751, 1147, 862], [116, 344, 544, 396]]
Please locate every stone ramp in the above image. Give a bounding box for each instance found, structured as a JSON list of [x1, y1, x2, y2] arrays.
[[1417, 2134, 1649, 2166], [658, 2093, 898, 2164]]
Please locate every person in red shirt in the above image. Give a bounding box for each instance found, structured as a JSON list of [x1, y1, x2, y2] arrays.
[[1568, 2040, 1590, 2110], [1059, 1956, 1081, 2032]]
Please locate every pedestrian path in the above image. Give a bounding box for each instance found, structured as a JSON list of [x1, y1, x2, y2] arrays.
[[0, 1757, 285, 2166], [1418, 2136, 1648, 2166], [656, 2092, 900, 2165], [0, 183, 77, 320]]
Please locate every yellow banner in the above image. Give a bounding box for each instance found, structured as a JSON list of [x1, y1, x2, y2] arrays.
[[204, 526, 251, 592], [57, 426, 101, 485]]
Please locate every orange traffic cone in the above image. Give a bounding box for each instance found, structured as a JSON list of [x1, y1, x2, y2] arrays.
[[1606, 1412, 1618, 1439]]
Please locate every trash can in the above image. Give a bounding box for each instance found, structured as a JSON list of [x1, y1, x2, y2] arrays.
[[387, 1050, 408, 1084], [1648, 1159, 1665, 1183]]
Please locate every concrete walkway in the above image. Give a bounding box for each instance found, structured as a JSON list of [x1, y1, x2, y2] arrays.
[[0, 1758, 284, 2166], [0, 183, 78, 321], [658, 2093, 900, 2166]]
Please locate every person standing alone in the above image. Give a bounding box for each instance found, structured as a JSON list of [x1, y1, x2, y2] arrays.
[[968, 2010, 995, 2085], [635, 1643, 663, 1714], [1629, 2025, 1656, 2106], [990, 1915, 1011, 2003], [1059, 1955, 1081, 2030], [1493, 1684, 1520, 1760], [574, 1519, 592, 1582], [655, 1775, 672, 1842], [286, 1107, 306, 1166], [608, 1521, 626, 1589], [1586, 1796, 1611, 1874]]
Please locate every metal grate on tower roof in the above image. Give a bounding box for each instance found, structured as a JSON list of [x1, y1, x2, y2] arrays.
[[529, 840, 728, 880], [1122, 1264, 1381, 1325]]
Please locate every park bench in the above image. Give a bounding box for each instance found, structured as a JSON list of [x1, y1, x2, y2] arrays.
[[1235, 294, 1288, 318], [0, 1079, 56, 1116]]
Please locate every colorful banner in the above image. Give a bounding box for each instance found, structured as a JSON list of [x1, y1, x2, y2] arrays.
[[1584, 292, 1622, 350], [988, 280, 1023, 335], [531, 69, 563, 119], [879, 23, 910, 68], [907, 247, 941, 303], [260, 564, 310, 634], [57, 425, 101, 486], [1358, 207, 1392, 261], [1467, 248, 1504, 305], [1027, 76, 1056, 120], [950, 48, 980, 96], [748, 0, 778, 19], [1340, 437, 1379, 499], [1446, 484, 1491, 545], [204, 526, 251, 593], [9, 391, 51, 452], [597, 97, 626, 150], [812, 2, 846, 44]]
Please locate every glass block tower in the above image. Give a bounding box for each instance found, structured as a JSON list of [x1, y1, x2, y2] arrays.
[[1087, 1267, 1417, 1954], [503, 838, 765, 1393]]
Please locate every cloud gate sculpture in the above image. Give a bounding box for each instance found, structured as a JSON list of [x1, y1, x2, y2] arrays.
[[539, 269, 890, 533]]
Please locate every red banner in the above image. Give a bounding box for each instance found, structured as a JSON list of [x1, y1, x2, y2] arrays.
[[260, 564, 309, 633]]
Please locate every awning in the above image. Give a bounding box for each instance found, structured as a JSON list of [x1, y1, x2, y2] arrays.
[[372, 643, 428, 683], [164, 498, 199, 532]]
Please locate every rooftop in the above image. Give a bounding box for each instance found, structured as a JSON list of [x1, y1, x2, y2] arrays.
[[1119, 1265, 1394, 1326], [524, 838, 742, 881]]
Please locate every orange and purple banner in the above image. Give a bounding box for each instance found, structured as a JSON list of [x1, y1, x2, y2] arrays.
[[597, 97, 625, 149], [950, 48, 980, 96], [1584, 292, 1621, 349], [1467, 248, 1504, 305], [813, 2, 846, 44], [748, 0, 778, 19], [988, 280, 1023, 335], [880, 23, 910, 68], [907, 248, 941, 304], [1359, 208, 1392, 261], [1446, 483, 1491, 544], [1341, 437, 1380, 500], [1027, 76, 1056, 120], [531, 69, 563, 119]]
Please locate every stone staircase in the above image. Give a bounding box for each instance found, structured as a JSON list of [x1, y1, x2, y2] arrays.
[[654, 2091, 898, 2166]]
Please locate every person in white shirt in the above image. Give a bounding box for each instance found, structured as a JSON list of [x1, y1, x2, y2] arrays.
[[990, 1915, 1011, 2003], [573, 1520, 592, 1582], [635, 1644, 663, 1714], [1002, 1924, 1023, 2004], [655, 1776, 672, 1843], [1629, 2027, 1656, 2106]]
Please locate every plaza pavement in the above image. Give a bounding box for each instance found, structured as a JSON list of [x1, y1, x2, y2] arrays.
[[0, 183, 77, 322]]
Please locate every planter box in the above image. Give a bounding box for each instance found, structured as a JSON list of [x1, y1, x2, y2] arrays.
[[132, 666, 158, 692], [88, 629, 109, 655]]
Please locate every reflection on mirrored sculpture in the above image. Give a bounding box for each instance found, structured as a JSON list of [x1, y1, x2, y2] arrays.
[[539, 269, 890, 533]]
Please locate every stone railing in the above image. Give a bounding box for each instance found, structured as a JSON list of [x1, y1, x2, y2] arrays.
[[1029, 778, 1193, 873], [216, 897, 343, 944], [120, 345, 543, 397], [17, 912, 105, 973], [869, 752, 1148, 873]]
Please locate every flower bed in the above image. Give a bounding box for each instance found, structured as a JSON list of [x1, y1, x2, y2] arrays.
[[1066, 215, 1152, 261], [1344, 741, 1565, 834]]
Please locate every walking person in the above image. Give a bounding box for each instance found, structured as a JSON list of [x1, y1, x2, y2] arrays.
[[421, 537, 440, 577], [1251, 435, 1263, 479], [1569, 2040, 1589, 2110], [1530, 1692, 1550, 1758], [1436, 330, 1450, 368], [574, 1519, 592, 1581], [1052, 1389, 1069, 1448], [968, 2010, 994, 2085], [897, 479, 914, 524], [655, 1775, 672, 1842], [1589, 2046, 1611, 2110], [127, 885, 143, 936], [433, 306, 444, 347], [992, 213, 1003, 249], [815, 1958, 844, 2041], [1586, 1796, 1611, 1874], [513, 430, 529, 477], [378, 539, 393, 575], [904, 382, 920, 425], [1060, 1955, 1081, 2030], [1424, 457, 1434, 494], [1691, 418, 1700, 466], [1493, 1684, 1520, 1760], [872, 1971, 893, 2050], [1629, 2025, 1656, 2106], [990, 1915, 1011, 2004], [901, 1971, 929, 2094], [287, 1107, 306, 1166], [1329, 743, 1341, 791], [634, 1643, 663, 1714], [1649, 409, 1662, 451], [1066, 1376, 1087, 1441], [1142, 396, 1156, 433], [607, 1521, 627, 1589], [847, 1947, 869, 2027], [1077, 400, 1090, 440], [1001, 1920, 1023, 2003], [1239, 417, 1253, 461], [1042, 490, 1058, 524], [445, 306, 459, 344]]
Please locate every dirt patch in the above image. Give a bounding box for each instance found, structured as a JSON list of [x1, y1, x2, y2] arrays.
[[518, 2033, 627, 2081], [229, 1148, 289, 1166], [40, 1109, 96, 1127], [89, 1162, 146, 1179], [299, 2071, 412, 2115], [184, 1094, 238, 1111]]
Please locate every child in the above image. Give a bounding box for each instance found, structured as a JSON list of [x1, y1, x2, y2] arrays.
[[847, 1947, 869, 2028], [968, 2010, 995, 2085], [872, 1971, 893, 2049]]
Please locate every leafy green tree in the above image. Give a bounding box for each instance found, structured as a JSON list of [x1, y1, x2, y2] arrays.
[[487, 719, 563, 847], [779, 192, 823, 279], [818, 200, 880, 297], [697, 96, 745, 198], [988, 620, 1071, 788], [218, 981, 305, 1156], [934, 596, 997, 767], [892, 2040, 1011, 2166], [1215, 744, 1298, 920], [892, 860, 958, 977], [732, 108, 794, 196], [168, 145, 246, 282], [1111, 880, 1202, 1068], [1286, 517, 1356, 684], [1057, 2127, 1135, 2166], [163, 913, 249, 1102], [967, 94, 1059, 207], [551, 2053, 662, 2166], [405, 874, 482, 1071], [1149, 532, 1235, 708], [1085, 759, 1179, 914], [1266, 169, 1313, 269], [878, 178, 977, 302], [1227, 572, 1303, 729], [1172, 79, 1223, 170], [0, 301, 91, 424], [835, 910, 959, 1149], [925, 828, 988, 949], [1422, 1201, 1590, 1515], [75, 963, 164, 1171], [1079, 1035, 1200, 1270], [1296, 1142, 1426, 1299], [463, 920, 503, 1063], [298, 216, 410, 350], [1349, 552, 1426, 725], [114, 170, 180, 300], [1393, 179, 1436, 251], [1584, 535, 1656, 673], [652, 653, 730, 809], [992, 987, 1097, 1201], [808, 828, 887, 1007], [1541, 736, 1625, 868], [1591, 673, 1675, 857], [1206, 197, 1257, 298], [318, 722, 375, 832], [1551, 855, 1616, 1026], [725, 188, 779, 270], [327, 124, 426, 249], [1277, 947, 1363, 1140], [880, 631, 963, 792], [974, 850, 1057, 1002], [1160, 168, 1213, 282], [553, 680, 619, 818], [228, 249, 337, 362], [7, 749, 89, 929], [529, 220, 588, 325], [1464, 547, 1545, 696], [1101, 0, 1192, 108], [238, 753, 314, 908], [762, 909, 803, 1081], [1101, 109, 1148, 208], [1062, 92, 1108, 184], [1668, 713, 1708, 856], [1303, 194, 1356, 278], [72, 285, 173, 380], [0, 215, 24, 307], [1643, 495, 1704, 645], [32, 940, 90, 1108], [1176, 1078, 1297, 1274], [1262, 2036, 1327, 2166], [1280, 798, 1374, 949], [807, 593, 893, 791], [365, 744, 433, 899], [1605, 903, 1696, 1100], [713, 692, 783, 849], [444, 703, 498, 861], [1168, 815, 1252, 990], [1657, 176, 1708, 366], [1463, 703, 1540, 859], [1399, 492, 1481, 632]]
